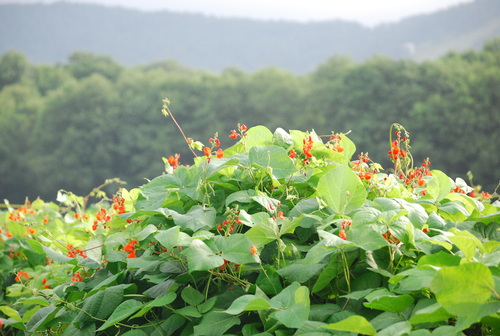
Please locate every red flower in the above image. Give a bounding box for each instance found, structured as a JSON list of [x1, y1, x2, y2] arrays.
[[277, 211, 285, 220], [239, 124, 247, 132], [339, 230, 347, 240], [229, 130, 238, 139], [203, 147, 211, 157], [216, 148, 224, 158], [250, 246, 258, 255], [289, 149, 297, 159]]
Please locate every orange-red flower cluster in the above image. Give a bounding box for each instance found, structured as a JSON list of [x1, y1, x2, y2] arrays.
[[328, 134, 344, 153], [167, 153, 181, 169], [122, 239, 138, 258], [388, 139, 406, 162], [229, 124, 247, 139], [112, 195, 126, 214], [67, 244, 87, 258], [217, 215, 243, 233], [8, 203, 36, 222], [15, 270, 30, 282], [71, 271, 83, 282], [93, 208, 112, 231]]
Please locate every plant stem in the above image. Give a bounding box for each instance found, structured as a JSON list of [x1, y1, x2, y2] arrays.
[[162, 99, 198, 158]]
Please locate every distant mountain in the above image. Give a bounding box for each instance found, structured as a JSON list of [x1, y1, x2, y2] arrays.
[[0, 0, 499, 73]]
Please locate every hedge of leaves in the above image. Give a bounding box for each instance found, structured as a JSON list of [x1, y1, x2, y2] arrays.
[[1, 119, 499, 336]]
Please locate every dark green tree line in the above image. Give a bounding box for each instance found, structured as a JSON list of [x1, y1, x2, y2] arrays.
[[0, 40, 499, 202]]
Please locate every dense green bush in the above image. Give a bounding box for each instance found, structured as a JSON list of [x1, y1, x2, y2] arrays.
[[1, 118, 499, 335]]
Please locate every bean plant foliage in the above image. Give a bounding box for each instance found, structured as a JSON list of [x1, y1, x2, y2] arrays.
[[1, 100, 500, 336]]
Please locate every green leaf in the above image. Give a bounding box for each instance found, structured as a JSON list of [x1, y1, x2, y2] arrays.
[[97, 300, 143, 331], [162, 205, 216, 232], [244, 125, 274, 148], [0, 306, 22, 321], [224, 295, 271, 314], [42, 246, 72, 263], [221, 234, 261, 264], [249, 145, 297, 179], [74, 285, 125, 323], [26, 306, 58, 333], [155, 226, 192, 251], [27, 239, 44, 254], [430, 262, 495, 316], [363, 289, 414, 313], [273, 127, 294, 149], [245, 217, 279, 248], [85, 234, 104, 263], [181, 286, 205, 306], [131, 292, 176, 319], [193, 311, 240, 336], [409, 299, 453, 324], [269, 282, 310, 329], [323, 315, 377, 335], [448, 228, 485, 260], [277, 262, 325, 283], [426, 170, 452, 203], [225, 189, 257, 206], [182, 239, 224, 272], [316, 163, 367, 214]]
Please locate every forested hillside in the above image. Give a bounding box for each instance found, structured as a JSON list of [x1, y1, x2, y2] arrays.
[[0, 0, 499, 72], [1, 40, 499, 203]]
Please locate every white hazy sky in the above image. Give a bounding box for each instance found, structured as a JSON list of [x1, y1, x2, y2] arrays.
[[0, 0, 475, 26]]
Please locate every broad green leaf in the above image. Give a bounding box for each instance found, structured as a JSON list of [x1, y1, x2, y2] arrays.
[[249, 145, 297, 179], [277, 263, 325, 283], [74, 285, 125, 323], [377, 321, 411, 336], [364, 289, 414, 313], [256, 264, 283, 296], [135, 224, 158, 241], [182, 239, 224, 272], [85, 234, 104, 262], [155, 226, 192, 251], [269, 282, 310, 329], [27, 239, 44, 254], [181, 286, 205, 306], [165, 205, 216, 232], [131, 292, 176, 319], [193, 311, 241, 336], [42, 246, 72, 263], [20, 296, 50, 307], [417, 251, 461, 269], [26, 306, 58, 333], [224, 295, 271, 314], [438, 201, 469, 222], [97, 300, 143, 331], [244, 125, 274, 148], [121, 331, 148, 336], [323, 315, 377, 335], [62, 322, 96, 336], [0, 306, 22, 321], [199, 157, 240, 179], [430, 262, 495, 316], [273, 127, 294, 149], [426, 170, 452, 203], [225, 189, 257, 206], [409, 299, 453, 324], [448, 227, 485, 260], [245, 217, 279, 248], [316, 163, 367, 214], [221, 234, 261, 264]]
